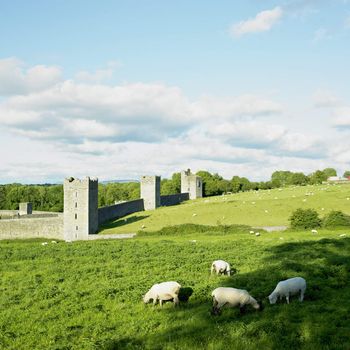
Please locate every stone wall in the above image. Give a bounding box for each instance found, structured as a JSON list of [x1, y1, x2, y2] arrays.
[[160, 193, 189, 206], [98, 199, 145, 225], [0, 210, 18, 219], [0, 216, 64, 240]]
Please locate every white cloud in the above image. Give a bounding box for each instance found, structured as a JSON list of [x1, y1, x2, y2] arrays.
[[313, 89, 340, 107], [0, 58, 62, 96], [191, 95, 281, 119], [0, 57, 346, 183], [333, 107, 350, 128], [75, 61, 122, 83], [229, 7, 283, 37]]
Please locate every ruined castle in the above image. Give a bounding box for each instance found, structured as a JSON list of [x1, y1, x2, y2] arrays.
[[0, 169, 202, 241]]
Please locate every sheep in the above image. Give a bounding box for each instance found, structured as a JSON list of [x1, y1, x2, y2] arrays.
[[143, 281, 181, 307], [211, 287, 262, 315], [211, 260, 231, 276], [268, 277, 306, 304]]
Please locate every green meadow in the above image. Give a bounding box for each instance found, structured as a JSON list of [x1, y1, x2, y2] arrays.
[[1, 183, 350, 349], [100, 183, 350, 234]]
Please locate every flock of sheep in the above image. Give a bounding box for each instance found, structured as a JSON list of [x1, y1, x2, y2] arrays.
[[143, 259, 307, 315]]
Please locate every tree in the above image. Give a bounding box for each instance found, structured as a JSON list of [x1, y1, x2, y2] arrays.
[[343, 171, 350, 178], [290, 208, 321, 229], [290, 172, 308, 186], [309, 170, 327, 184], [271, 171, 293, 187], [323, 168, 337, 178]]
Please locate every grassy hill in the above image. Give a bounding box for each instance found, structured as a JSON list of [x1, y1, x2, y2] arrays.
[[1, 183, 350, 349], [99, 183, 350, 234]]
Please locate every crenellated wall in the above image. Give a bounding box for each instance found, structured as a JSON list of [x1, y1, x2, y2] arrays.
[[0, 171, 195, 240]]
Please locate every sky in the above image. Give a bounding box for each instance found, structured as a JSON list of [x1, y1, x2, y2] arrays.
[[1, 0, 350, 183]]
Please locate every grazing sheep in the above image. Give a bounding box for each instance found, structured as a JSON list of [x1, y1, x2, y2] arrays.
[[211, 287, 262, 315], [268, 277, 306, 304], [211, 260, 231, 276], [143, 281, 181, 307]]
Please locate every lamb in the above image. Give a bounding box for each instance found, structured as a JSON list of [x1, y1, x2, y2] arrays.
[[211, 260, 231, 276], [143, 281, 181, 307], [211, 287, 262, 315], [268, 277, 306, 304]]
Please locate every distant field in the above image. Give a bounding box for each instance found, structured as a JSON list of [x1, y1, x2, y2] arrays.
[[99, 183, 350, 234]]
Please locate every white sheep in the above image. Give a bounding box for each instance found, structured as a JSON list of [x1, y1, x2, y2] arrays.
[[143, 281, 181, 307], [211, 287, 262, 315], [268, 277, 306, 304], [211, 260, 231, 276]]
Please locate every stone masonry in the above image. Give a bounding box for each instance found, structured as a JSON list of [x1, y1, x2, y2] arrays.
[[181, 169, 203, 200], [19, 202, 32, 216], [63, 176, 98, 241]]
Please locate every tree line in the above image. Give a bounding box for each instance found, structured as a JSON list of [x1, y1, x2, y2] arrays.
[[0, 168, 348, 212]]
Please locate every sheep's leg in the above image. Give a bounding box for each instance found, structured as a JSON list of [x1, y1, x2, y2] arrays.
[[227, 270, 231, 276], [153, 298, 157, 306], [239, 304, 246, 314], [299, 290, 304, 302], [159, 299, 163, 307], [286, 294, 290, 304], [173, 295, 179, 307]]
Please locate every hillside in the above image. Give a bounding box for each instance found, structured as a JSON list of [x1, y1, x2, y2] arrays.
[[99, 183, 350, 234]]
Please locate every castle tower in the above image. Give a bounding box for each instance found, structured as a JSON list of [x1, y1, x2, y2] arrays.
[[140, 175, 161, 210], [19, 202, 32, 216], [63, 176, 98, 241], [181, 169, 203, 200]]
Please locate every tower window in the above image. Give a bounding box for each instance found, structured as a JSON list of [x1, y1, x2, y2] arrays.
[[75, 213, 77, 219], [75, 192, 78, 197], [76, 226, 78, 230], [75, 202, 77, 208]]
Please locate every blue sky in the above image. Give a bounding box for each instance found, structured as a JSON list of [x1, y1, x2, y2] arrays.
[[0, 0, 350, 183]]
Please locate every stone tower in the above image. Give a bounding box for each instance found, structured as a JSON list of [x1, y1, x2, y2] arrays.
[[181, 169, 203, 200], [63, 176, 98, 241], [19, 202, 32, 216], [140, 175, 161, 210]]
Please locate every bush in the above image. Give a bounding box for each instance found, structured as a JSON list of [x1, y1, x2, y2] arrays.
[[323, 210, 350, 228], [289, 208, 322, 229]]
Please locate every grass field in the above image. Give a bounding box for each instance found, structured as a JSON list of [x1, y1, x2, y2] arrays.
[[99, 183, 350, 234], [1, 226, 350, 349], [1, 184, 350, 349]]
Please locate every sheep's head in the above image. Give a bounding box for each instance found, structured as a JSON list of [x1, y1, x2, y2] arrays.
[[268, 293, 277, 304], [257, 300, 264, 311], [143, 292, 151, 304], [211, 306, 221, 316]]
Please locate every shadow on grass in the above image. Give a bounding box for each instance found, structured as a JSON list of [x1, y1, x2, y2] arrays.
[[99, 215, 149, 231], [137, 223, 253, 236], [101, 238, 350, 350]]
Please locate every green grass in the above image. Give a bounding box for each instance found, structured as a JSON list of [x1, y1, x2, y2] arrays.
[[99, 183, 350, 234], [1, 227, 350, 349], [2, 183, 350, 349]]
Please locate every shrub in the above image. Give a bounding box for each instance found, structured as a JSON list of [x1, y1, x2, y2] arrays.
[[289, 208, 322, 229], [323, 210, 350, 228]]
